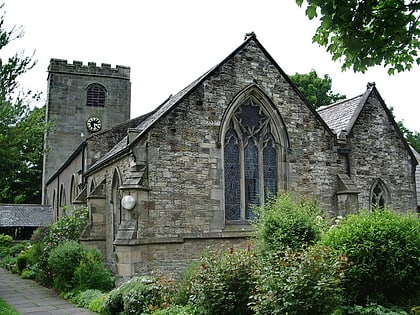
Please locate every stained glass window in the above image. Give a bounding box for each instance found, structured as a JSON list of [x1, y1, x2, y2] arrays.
[[245, 140, 259, 219], [224, 97, 279, 223], [224, 136, 241, 220], [263, 141, 277, 199]]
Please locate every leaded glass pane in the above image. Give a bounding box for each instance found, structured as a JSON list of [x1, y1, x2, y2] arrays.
[[263, 144, 277, 199], [238, 102, 262, 131], [245, 141, 259, 219], [372, 183, 386, 209], [224, 139, 240, 220]]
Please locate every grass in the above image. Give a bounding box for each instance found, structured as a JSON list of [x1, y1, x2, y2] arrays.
[[0, 299, 19, 315]]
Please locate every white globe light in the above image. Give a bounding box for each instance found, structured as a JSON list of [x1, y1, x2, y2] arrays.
[[121, 195, 136, 210]]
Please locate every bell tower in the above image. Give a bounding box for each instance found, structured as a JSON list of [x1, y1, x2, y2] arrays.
[[42, 59, 131, 203]]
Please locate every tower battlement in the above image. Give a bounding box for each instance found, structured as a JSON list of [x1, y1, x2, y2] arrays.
[[48, 58, 130, 79]]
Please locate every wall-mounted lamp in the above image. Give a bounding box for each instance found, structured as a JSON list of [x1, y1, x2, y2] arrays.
[[121, 195, 137, 210]]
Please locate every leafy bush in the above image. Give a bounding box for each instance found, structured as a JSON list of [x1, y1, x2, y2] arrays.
[[74, 289, 104, 308], [254, 192, 328, 253], [321, 210, 420, 306], [42, 206, 88, 252], [47, 240, 85, 293], [250, 245, 346, 315], [339, 303, 410, 314], [0, 241, 27, 259], [151, 303, 202, 315], [21, 268, 36, 279], [171, 260, 201, 305], [73, 248, 115, 292], [189, 246, 256, 315], [103, 276, 174, 315], [1, 255, 17, 272], [0, 234, 13, 248], [88, 292, 108, 313], [34, 206, 88, 285], [16, 252, 28, 273]]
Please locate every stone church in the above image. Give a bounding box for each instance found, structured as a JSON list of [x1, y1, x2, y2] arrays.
[[42, 34, 418, 277]]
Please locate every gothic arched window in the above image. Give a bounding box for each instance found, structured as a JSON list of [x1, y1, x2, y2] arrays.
[[370, 179, 389, 210], [111, 169, 122, 241], [224, 95, 284, 223], [86, 83, 106, 107]]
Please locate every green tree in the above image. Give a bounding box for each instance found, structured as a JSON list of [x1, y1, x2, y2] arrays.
[[388, 106, 420, 153], [398, 121, 420, 153], [290, 69, 346, 108], [296, 0, 420, 74], [0, 3, 50, 203]]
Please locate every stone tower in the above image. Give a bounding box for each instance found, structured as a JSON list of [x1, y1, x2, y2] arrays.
[[42, 59, 131, 203]]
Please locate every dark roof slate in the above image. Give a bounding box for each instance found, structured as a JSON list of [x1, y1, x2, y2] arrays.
[[87, 69, 214, 173], [0, 205, 53, 227], [317, 95, 363, 133]]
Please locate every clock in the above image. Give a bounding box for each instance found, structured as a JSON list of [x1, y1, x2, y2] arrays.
[[86, 117, 102, 132]]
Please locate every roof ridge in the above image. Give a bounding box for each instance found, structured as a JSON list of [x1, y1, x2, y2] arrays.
[[317, 94, 364, 112]]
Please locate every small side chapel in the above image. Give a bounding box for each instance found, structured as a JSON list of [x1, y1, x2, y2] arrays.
[[43, 34, 418, 277]]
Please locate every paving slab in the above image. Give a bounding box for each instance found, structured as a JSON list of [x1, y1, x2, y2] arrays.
[[0, 268, 96, 315]]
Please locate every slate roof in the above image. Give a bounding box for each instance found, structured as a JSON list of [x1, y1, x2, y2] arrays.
[[88, 34, 331, 174], [87, 68, 215, 174], [317, 83, 375, 134], [0, 205, 53, 227], [317, 95, 364, 133], [318, 83, 418, 166]]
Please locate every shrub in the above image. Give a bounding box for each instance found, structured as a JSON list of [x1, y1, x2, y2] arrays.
[[88, 292, 108, 313], [33, 206, 88, 286], [103, 276, 173, 315], [250, 245, 346, 315], [21, 268, 36, 279], [254, 192, 328, 253], [339, 303, 410, 314], [0, 234, 13, 247], [151, 303, 202, 315], [73, 248, 115, 292], [16, 252, 28, 273], [321, 210, 420, 306], [189, 246, 256, 315], [1, 255, 17, 272], [74, 289, 104, 308], [172, 260, 201, 305], [47, 240, 85, 293]]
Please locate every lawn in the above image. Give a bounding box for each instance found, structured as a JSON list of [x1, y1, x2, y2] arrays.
[[0, 299, 19, 315]]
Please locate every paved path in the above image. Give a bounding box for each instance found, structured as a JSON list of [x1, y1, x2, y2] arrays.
[[0, 268, 96, 314]]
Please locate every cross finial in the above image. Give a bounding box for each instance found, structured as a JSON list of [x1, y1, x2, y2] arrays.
[[244, 32, 256, 40]]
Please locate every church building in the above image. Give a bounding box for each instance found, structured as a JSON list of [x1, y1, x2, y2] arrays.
[[42, 34, 418, 278]]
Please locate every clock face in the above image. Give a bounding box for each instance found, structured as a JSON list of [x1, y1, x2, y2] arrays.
[[86, 117, 102, 132]]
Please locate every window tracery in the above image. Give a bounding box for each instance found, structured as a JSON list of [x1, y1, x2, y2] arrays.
[[224, 97, 280, 222], [371, 179, 389, 210]]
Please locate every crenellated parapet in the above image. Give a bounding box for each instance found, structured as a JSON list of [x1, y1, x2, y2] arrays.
[[48, 58, 130, 79]]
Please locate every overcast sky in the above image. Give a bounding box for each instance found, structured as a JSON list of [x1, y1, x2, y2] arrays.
[[1, 0, 419, 132]]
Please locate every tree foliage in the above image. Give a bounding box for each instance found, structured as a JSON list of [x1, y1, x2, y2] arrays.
[[290, 69, 346, 108], [0, 4, 51, 203], [296, 0, 420, 74], [398, 121, 420, 153]]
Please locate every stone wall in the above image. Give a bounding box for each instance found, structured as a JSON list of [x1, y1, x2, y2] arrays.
[[349, 91, 417, 211]]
